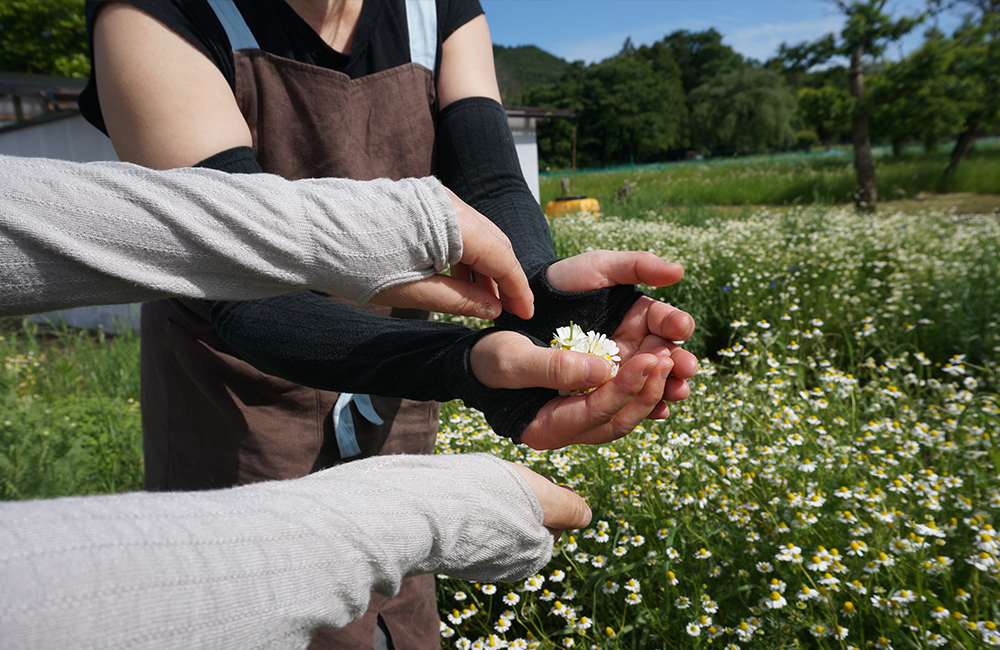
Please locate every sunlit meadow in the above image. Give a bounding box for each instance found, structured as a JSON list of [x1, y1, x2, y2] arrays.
[[1, 199, 998, 649], [433, 206, 1000, 650]]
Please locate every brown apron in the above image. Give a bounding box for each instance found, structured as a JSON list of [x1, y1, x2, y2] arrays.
[[139, 10, 444, 649]]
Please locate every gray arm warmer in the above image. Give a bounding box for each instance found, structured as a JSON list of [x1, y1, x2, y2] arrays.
[[0, 453, 551, 650], [0, 153, 461, 316]]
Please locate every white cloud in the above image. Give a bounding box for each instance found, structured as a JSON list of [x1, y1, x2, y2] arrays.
[[724, 16, 844, 62]]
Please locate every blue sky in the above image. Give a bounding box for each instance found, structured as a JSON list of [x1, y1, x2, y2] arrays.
[[481, 0, 965, 65]]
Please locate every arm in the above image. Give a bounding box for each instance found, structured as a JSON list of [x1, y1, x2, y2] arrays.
[[436, 15, 700, 441], [0, 154, 465, 316], [0, 454, 585, 650]]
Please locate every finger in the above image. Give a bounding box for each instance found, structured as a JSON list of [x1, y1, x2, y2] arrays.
[[663, 375, 690, 402], [507, 463, 593, 531], [520, 354, 669, 449], [449, 189, 534, 320], [647, 401, 670, 419], [568, 355, 673, 445], [370, 275, 502, 319], [464, 251, 534, 321], [547, 250, 684, 293], [619, 296, 695, 344], [470, 332, 614, 391], [665, 346, 699, 379]]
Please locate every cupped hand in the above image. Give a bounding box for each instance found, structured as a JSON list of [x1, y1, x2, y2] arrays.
[[371, 189, 534, 319], [547, 250, 698, 409], [470, 331, 677, 450], [506, 462, 592, 540]]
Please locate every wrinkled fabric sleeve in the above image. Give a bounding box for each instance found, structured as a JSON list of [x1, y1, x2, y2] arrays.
[[0, 153, 460, 316], [0, 453, 552, 650]]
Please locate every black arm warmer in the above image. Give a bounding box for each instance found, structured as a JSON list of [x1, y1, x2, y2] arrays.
[[194, 146, 554, 441], [436, 97, 555, 277], [436, 98, 645, 340]]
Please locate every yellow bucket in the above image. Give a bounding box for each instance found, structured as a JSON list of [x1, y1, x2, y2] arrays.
[[544, 195, 601, 218]]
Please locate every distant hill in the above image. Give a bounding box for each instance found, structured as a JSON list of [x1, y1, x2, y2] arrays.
[[492, 45, 570, 104]]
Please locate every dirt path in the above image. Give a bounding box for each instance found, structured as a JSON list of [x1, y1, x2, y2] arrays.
[[878, 192, 1000, 215]]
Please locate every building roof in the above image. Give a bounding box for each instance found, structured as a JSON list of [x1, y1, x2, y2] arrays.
[[0, 72, 86, 132]]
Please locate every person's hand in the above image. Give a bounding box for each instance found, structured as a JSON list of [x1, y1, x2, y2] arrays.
[[370, 189, 533, 319], [471, 331, 677, 449], [506, 462, 592, 540], [470, 250, 698, 449], [546, 250, 698, 409]]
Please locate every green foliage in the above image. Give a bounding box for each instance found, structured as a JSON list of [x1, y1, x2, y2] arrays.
[[437, 202, 1000, 649], [0, 0, 89, 78], [942, 5, 1000, 175], [522, 48, 688, 168], [837, 0, 926, 60], [797, 85, 853, 146], [689, 68, 798, 155], [868, 35, 967, 155], [577, 51, 687, 165], [658, 29, 748, 94], [492, 45, 569, 105], [0, 323, 142, 499]]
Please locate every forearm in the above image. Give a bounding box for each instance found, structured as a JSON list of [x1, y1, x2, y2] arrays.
[[203, 291, 481, 402], [0, 153, 460, 316], [0, 454, 551, 650], [436, 97, 556, 276], [203, 292, 555, 440]]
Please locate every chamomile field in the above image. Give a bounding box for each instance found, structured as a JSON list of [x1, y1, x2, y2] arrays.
[[432, 205, 1000, 649], [2, 153, 998, 649]]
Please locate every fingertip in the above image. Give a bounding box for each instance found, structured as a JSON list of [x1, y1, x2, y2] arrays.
[[477, 301, 502, 320], [664, 261, 685, 277], [584, 356, 613, 386]]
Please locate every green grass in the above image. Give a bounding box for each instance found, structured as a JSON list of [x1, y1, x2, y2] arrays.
[[2, 153, 999, 649], [0, 322, 141, 499], [542, 145, 1000, 220]]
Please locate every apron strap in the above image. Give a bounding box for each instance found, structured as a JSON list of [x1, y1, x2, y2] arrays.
[[333, 392, 384, 459], [405, 0, 438, 71], [205, 0, 260, 51]]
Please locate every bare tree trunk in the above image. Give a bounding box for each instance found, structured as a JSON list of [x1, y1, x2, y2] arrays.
[[848, 43, 878, 212], [943, 116, 982, 178]]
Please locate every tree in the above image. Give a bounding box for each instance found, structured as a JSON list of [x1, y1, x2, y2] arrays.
[[797, 85, 853, 145], [520, 44, 687, 168], [579, 48, 687, 165], [829, 0, 925, 212], [940, 2, 1000, 177], [688, 68, 797, 155], [867, 33, 965, 155], [0, 0, 88, 78], [659, 29, 747, 95]]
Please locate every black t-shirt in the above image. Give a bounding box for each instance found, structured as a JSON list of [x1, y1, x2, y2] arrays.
[[79, 0, 483, 134]]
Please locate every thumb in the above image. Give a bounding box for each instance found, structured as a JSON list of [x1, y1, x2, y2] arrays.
[[507, 462, 592, 532], [471, 332, 614, 391], [370, 275, 502, 319]]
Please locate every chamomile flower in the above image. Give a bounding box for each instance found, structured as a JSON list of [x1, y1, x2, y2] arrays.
[[550, 323, 621, 394]]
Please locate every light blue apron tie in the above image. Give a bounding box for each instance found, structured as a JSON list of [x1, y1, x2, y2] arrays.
[[205, 0, 260, 51], [333, 393, 384, 459], [405, 0, 438, 71]]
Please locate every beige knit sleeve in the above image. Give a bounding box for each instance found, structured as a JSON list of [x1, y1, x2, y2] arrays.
[[0, 453, 551, 650], [0, 154, 460, 316]]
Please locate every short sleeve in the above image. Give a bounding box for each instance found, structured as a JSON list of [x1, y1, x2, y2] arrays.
[[440, 0, 484, 42], [80, 0, 234, 135]]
